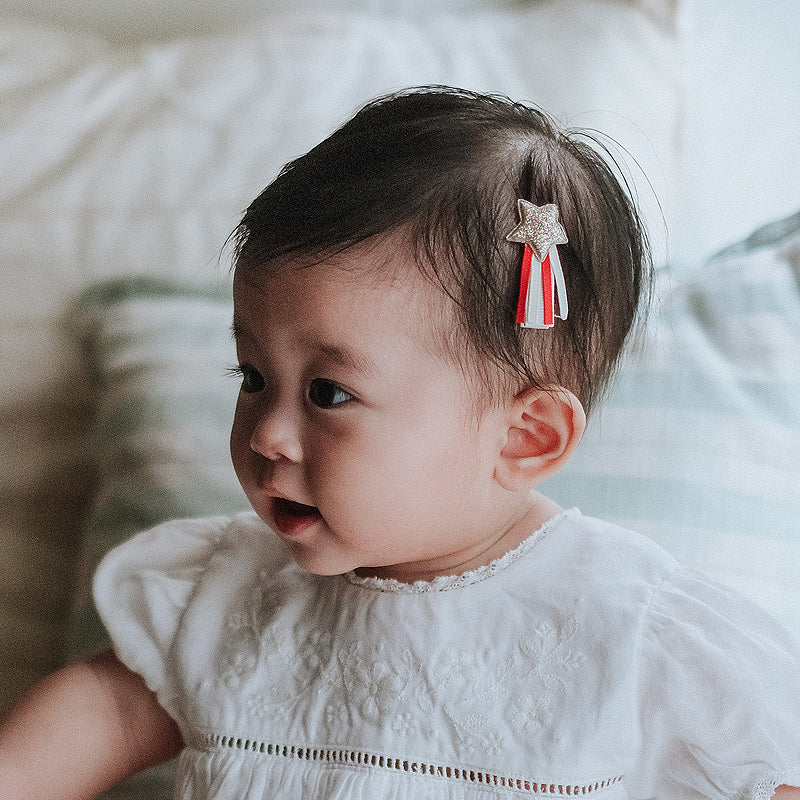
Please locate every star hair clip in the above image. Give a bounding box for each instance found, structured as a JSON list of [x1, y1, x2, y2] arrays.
[[506, 199, 569, 329]]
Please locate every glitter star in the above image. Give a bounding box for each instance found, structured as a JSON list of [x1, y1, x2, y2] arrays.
[[506, 200, 568, 262]]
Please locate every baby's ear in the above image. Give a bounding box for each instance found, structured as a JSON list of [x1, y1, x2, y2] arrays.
[[494, 387, 586, 492]]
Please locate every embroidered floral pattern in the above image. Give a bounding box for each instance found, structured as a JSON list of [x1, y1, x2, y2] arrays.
[[522, 618, 586, 695], [338, 641, 417, 724], [216, 576, 586, 762], [218, 573, 334, 703]]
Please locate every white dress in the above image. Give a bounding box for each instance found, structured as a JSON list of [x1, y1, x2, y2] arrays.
[[93, 509, 800, 800]]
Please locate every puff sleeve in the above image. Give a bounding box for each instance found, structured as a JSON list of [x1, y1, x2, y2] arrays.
[[629, 568, 800, 800], [92, 512, 287, 723]]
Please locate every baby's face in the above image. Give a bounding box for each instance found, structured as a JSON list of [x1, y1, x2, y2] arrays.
[[230, 240, 514, 582]]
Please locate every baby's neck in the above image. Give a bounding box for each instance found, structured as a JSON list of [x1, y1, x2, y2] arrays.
[[355, 492, 563, 585]]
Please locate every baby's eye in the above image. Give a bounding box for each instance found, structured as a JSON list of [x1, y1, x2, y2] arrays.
[[308, 378, 353, 409], [231, 363, 265, 394]]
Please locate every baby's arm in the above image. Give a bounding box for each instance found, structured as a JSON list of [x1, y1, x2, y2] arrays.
[[0, 649, 183, 800]]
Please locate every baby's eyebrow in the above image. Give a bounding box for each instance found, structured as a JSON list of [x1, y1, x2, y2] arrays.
[[230, 320, 379, 377], [230, 318, 260, 345], [317, 342, 379, 377], [230, 319, 245, 341]]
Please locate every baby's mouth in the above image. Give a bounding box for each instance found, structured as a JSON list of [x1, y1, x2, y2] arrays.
[[271, 497, 322, 536]]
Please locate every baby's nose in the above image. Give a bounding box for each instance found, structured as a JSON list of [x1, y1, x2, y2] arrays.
[[249, 409, 303, 463]]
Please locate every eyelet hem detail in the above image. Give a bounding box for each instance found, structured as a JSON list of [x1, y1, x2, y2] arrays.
[[344, 509, 576, 593], [199, 732, 623, 795]]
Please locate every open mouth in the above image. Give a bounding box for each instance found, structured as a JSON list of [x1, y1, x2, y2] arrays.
[[272, 497, 322, 536]]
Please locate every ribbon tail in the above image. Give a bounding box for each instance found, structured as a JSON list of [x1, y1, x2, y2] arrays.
[[520, 252, 550, 329], [549, 245, 568, 321], [516, 244, 534, 325]]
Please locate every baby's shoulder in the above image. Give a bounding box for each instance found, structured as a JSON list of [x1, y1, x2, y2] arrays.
[[539, 510, 680, 594], [94, 511, 293, 621], [506, 510, 694, 648], [120, 510, 287, 565]]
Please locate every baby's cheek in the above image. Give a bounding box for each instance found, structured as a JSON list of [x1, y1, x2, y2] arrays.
[[229, 418, 250, 473]]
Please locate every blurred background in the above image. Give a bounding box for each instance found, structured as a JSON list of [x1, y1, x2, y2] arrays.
[[1, 0, 798, 265]]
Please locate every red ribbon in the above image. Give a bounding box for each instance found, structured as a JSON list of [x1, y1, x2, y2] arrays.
[[516, 244, 554, 327]]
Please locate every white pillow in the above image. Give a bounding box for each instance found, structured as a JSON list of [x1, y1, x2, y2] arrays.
[[0, 0, 676, 43]]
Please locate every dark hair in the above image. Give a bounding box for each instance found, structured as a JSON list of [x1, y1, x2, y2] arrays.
[[231, 86, 651, 415]]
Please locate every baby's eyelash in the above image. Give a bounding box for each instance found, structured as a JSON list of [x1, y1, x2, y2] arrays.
[[227, 363, 266, 394]]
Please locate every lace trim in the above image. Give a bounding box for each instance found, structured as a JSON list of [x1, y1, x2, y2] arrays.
[[345, 509, 575, 593], [748, 771, 800, 800], [201, 732, 623, 795]]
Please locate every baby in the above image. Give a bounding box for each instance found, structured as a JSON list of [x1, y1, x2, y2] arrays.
[[1, 87, 799, 800]]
